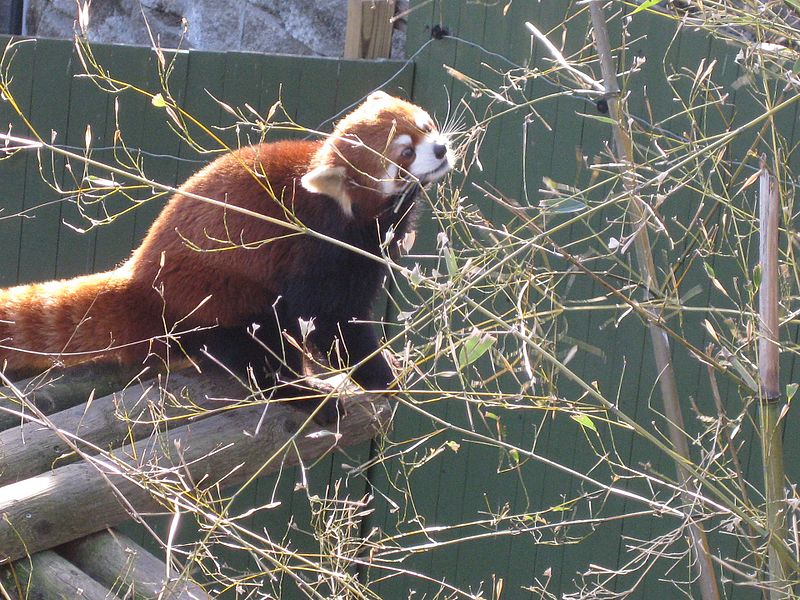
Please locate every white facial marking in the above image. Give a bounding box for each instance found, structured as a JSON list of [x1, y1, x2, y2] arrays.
[[408, 132, 453, 183], [392, 134, 412, 148], [415, 111, 433, 131], [379, 163, 401, 194]]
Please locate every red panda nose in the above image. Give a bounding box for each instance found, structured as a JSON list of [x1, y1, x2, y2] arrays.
[[434, 143, 448, 160]]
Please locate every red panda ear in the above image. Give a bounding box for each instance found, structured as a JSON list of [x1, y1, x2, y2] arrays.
[[301, 165, 353, 217], [367, 90, 391, 103]]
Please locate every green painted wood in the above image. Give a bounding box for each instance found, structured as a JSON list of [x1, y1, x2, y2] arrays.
[[16, 38, 72, 284], [368, 5, 466, 596], [0, 34, 415, 598], [90, 43, 153, 271], [397, 2, 774, 599], [0, 36, 35, 287], [172, 48, 224, 184], [256, 54, 302, 138], [52, 42, 110, 279], [4, 5, 798, 596], [130, 48, 189, 246]]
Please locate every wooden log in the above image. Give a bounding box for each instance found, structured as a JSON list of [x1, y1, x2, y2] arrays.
[[0, 360, 152, 432], [0, 374, 390, 563], [0, 549, 119, 600], [344, 0, 395, 59], [59, 530, 209, 600], [0, 370, 243, 485]]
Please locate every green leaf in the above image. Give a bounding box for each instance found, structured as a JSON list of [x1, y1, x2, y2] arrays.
[[539, 197, 587, 214], [728, 354, 759, 393], [577, 112, 617, 125], [753, 264, 762, 291], [571, 413, 597, 432], [631, 0, 662, 14], [509, 449, 520, 465], [151, 93, 167, 108], [787, 383, 798, 402], [408, 264, 422, 286], [458, 332, 495, 369], [444, 247, 458, 276], [786, 0, 800, 13]]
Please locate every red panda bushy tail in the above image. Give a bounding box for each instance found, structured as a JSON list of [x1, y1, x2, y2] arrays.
[[0, 268, 156, 377]]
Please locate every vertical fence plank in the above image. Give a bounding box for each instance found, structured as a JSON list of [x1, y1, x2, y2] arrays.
[[0, 36, 35, 287], [16, 39, 72, 284], [129, 48, 190, 246], [89, 44, 153, 270], [53, 42, 110, 279]]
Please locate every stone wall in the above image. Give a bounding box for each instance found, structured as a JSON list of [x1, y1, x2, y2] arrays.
[[25, 0, 406, 57]]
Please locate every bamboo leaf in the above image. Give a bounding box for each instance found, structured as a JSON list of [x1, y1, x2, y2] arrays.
[[446, 440, 461, 452], [458, 332, 495, 368], [540, 197, 587, 214], [631, 0, 662, 14], [702, 319, 720, 344], [571, 413, 597, 432], [577, 112, 617, 125], [785, 0, 800, 13], [728, 354, 759, 392], [445, 247, 458, 276], [786, 383, 798, 402]]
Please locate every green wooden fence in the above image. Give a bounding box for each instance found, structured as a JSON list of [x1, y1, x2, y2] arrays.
[[0, 1, 797, 597], [0, 34, 416, 600], [380, 3, 798, 599]]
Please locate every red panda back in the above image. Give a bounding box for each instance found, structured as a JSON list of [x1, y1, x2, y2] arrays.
[[0, 140, 327, 376]]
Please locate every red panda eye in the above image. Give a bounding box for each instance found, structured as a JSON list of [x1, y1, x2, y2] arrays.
[[401, 147, 416, 159]]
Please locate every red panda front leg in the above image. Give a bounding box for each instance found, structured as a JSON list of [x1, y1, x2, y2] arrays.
[[311, 320, 394, 392]]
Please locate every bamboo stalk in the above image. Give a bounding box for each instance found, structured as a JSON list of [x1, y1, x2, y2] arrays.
[[587, 3, 721, 599], [758, 163, 789, 598]]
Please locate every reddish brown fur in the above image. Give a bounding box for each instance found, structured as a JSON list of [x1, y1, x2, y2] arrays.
[[310, 97, 435, 216], [0, 94, 440, 379], [1, 141, 321, 374]]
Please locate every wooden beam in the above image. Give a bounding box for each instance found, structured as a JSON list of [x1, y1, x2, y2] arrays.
[[0, 372, 390, 563], [1, 550, 118, 600], [344, 0, 396, 59], [0, 369, 237, 485], [0, 359, 152, 433], [59, 530, 209, 600]]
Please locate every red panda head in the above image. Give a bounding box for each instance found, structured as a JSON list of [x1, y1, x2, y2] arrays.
[[300, 91, 453, 219]]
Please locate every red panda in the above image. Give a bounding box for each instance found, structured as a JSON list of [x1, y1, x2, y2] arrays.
[[0, 91, 453, 406]]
